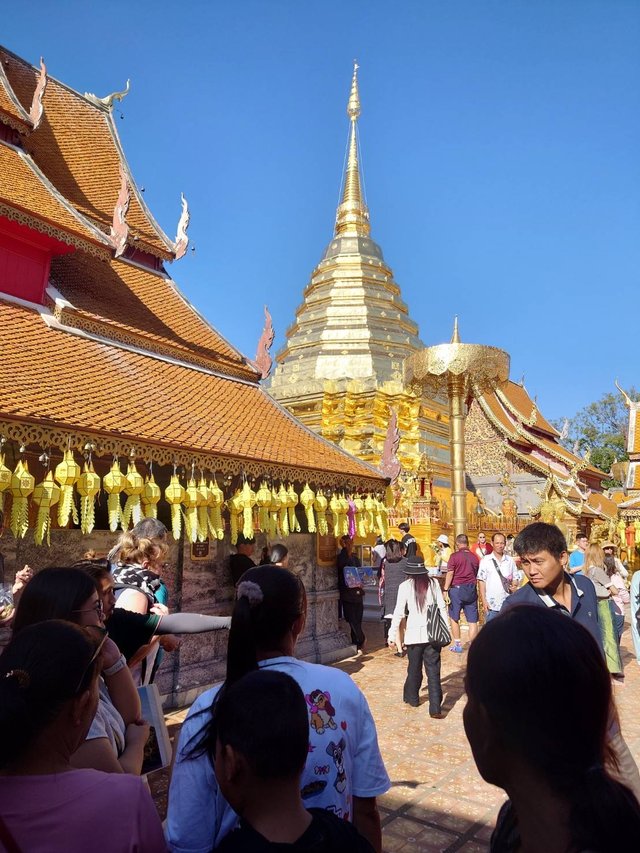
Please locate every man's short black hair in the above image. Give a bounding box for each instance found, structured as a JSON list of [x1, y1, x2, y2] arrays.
[[214, 670, 309, 779], [576, 532, 588, 541], [514, 522, 568, 559], [236, 533, 256, 546], [398, 523, 410, 533]]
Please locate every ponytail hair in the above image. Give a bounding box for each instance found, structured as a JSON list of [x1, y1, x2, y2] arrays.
[[185, 565, 306, 762], [466, 606, 640, 847], [0, 620, 101, 769]]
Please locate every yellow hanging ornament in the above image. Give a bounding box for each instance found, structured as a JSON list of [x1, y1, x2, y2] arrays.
[[54, 449, 80, 529], [122, 462, 144, 529], [141, 474, 161, 519], [385, 485, 395, 508], [329, 493, 341, 538], [337, 493, 350, 537], [10, 460, 35, 539], [33, 470, 60, 546], [300, 483, 316, 533], [227, 489, 244, 545], [269, 487, 282, 538], [375, 498, 388, 539], [165, 474, 186, 541], [256, 481, 271, 532], [197, 477, 211, 542], [0, 454, 11, 515], [77, 462, 101, 535], [208, 479, 225, 540], [286, 484, 300, 533], [354, 495, 367, 538], [313, 492, 328, 536], [103, 460, 126, 532], [364, 494, 376, 534], [183, 478, 201, 544], [240, 481, 256, 540], [278, 484, 290, 536]]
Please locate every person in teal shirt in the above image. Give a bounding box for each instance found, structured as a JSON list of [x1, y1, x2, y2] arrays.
[[568, 532, 588, 575]]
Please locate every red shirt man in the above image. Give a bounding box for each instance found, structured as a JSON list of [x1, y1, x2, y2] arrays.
[[471, 532, 493, 559]]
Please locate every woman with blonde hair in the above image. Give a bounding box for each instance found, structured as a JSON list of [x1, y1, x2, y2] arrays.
[[585, 543, 624, 681]]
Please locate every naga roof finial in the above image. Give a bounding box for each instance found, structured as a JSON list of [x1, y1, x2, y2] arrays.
[[174, 193, 190, 260], [85, 79, 130, 110], [110, 163, 130, 257], [29, 57, 47, 130]]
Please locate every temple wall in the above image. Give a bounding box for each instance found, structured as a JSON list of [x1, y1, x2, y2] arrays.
[[0, 529, 351, 709]]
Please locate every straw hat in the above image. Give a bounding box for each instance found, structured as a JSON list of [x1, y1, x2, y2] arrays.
[[601, 542, 616, 551]]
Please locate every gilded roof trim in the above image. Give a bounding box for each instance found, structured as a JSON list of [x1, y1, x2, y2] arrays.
[[0, 201, 109, 258]]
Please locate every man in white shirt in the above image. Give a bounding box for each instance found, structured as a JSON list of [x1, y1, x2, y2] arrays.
[[477, 532, 522, 621]]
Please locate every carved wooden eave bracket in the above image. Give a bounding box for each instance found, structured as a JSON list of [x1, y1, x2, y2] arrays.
[[29, 57, 47, 130], [110, 163, 130, 257], [84, 78, 130, 110], [250, 306, 275, 380], [379, 408, 401, 484], [173, 193, 190, 260]]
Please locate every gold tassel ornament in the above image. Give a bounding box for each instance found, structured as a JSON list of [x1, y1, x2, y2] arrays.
[[256, 481, 271, 532], [10, 460, 35, 539], [33, 471, 60, 546], [208, 479, 225, 540], [197, 477, 211, 542], [286, 484, 300, 533], [0, 454, 11, 514], [375, 497, 388, 539], [313, 492, 328, 536], [364, 494, 376, 534], [278, 484, 289, 536], [103, 461, 126, 532], [240, 481, 256, 540], [269, 487, 282, 538], [77, 463, 101, 535], [354, 495, 367, 538], [142, 474, 161, 519], [183, 478, 200, 544], [122, 462, 144, 529], [227, 489, 244, 545], [300, 483, 316, 533], [54, 449, 80, 528], [337, 493, 349, 536], [165, 474, 186, 541]]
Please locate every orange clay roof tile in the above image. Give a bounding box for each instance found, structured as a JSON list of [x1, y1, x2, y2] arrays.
[[50, 252, 257, 380], [500, 382, 559, 436], [0, 142, 107, 249], [0, 300, 385, 485], [0, 47, 173, 258]]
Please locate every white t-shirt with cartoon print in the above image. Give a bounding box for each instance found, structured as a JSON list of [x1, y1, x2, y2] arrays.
[[166, 656, 390, 853], [477, 552, 522, 612]]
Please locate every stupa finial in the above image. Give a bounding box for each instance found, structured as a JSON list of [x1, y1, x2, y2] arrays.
[[335, 61, 370, 237], [451, 316, 460, 344]]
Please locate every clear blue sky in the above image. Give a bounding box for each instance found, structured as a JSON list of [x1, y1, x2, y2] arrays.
[[5, 1, 640, 421]]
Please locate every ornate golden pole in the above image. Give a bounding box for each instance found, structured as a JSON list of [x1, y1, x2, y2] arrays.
[[404, 318, 510, 540]]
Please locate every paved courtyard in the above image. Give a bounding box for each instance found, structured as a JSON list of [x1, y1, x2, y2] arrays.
[[157, 618, 640, 852]]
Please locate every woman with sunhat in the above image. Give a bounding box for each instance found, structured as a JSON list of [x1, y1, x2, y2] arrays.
[[388, 556, 449, 717]]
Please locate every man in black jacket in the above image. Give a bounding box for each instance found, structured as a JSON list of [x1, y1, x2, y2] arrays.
[[337, 535, 365, 651]]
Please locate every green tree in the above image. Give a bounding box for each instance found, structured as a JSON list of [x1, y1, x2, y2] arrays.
[[553, 386, 640, 486]]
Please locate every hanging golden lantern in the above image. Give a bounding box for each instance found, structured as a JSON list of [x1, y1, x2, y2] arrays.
[[269, 486, 282, 538], [385, 485, 395, 508], [313, 492, 328, 536], [278, 483, 290, 536], [33, 470, 61, 546], [255, 480, 271, 532], [337, 493, 350, 537], [354, 495, 367, 538], [10, 460, 35, 539], [375, 497, 388, 539], [77, 462, 101, 535], [141, 474, 161, 519], [240, 481, 256, 540], [197, 477, 212, 542], [227, 488, 244, 545], [364, 494, 376, 534], [54, 449, 80, 529], [183, 478, 201, 544], [329, 493, 340, 538], [165, 474, 186, 541], [122, 462, 144, 529], [208, 479, 225, 540], [103, 460, 126, 532], [300, 483, 316, 533], [0, 453, 11, 515], [286, 484, 301, 533]]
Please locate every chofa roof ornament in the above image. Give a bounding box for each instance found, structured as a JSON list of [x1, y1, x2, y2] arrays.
[[110, 163, 130, 257], [84, 79, 130, 110], [29, 57, 47, 130], [251, 306, 275, 380], [174, 193, 190, 260]]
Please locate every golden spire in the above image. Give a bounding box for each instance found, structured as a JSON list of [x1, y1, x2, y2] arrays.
[[451, 316, 460, 343], [335, 62, 370, 237]]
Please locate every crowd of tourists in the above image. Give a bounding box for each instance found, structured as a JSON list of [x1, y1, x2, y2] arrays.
[[1, 509, 640, 851]]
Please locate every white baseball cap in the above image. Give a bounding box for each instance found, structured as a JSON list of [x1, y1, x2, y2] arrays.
[[436, 534, 449, 545]]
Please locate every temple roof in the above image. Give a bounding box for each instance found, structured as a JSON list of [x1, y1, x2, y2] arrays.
[[0, 61, 31, 132], [475, 380, 605, 484], [0, 298, 386, 489], [0, 46, 175, 259], [0, 141, 110, 252], [270, 64, 423, 398]]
